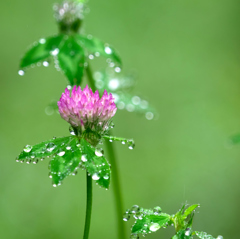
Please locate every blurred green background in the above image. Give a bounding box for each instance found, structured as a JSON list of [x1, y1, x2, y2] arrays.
[[1, 0, 240, 238]]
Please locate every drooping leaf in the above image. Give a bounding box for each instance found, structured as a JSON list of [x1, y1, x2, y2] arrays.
[[20, 35, 64, 68], [58, 36, 85, 85], [76, 35, 122, 66], [80, 138, 111, 189], [194, 231, 218, 239]]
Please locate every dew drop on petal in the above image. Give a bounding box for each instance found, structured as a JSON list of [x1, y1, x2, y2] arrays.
[[18, 70, 25, 76], [92, 173, 100, 180], [23, 145, 32, 153]]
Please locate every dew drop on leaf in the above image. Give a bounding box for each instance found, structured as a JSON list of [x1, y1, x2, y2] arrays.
[[43, 61, 49, 67], [95, 149, 104, 157], [123, 211, 130, 221], [145, 112, 154, 120], [33, 158, 39, 164], [57, 151, 65, 156], [130, 234, 139, 239], [92, 173, 100, 180], [81, 154, 87, 162], [69, 126, 76, 135], [127, 139, 135, 150], [217, 236, 223, 239], [115, 66, 121, 73], [18, 70, 25, 76], [46, 142, 56, 152], [131, 205, 140, 214], [51, 48, 59, 56], [39, 38, 46, 44], [103, 174, 109, 180], [121, 140, 126, 145], [153, 206, 162, 215], [104, 46, 112, 54], [149, 223, 160, 232], [23, 145, 32, 153]]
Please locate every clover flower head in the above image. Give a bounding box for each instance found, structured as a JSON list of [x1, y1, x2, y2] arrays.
[[53, 0, 86, 25], [58, 85, 117, 138]]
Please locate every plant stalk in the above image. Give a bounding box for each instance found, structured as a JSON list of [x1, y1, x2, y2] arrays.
[[85, 64, 126, 239], [83, 172, 92, 239]]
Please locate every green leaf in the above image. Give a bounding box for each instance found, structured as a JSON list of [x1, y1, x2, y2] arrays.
[[80, 138, 111, 189], [20, 35, 64, 68], [58, 36, 85, 85], [194, 231, 217, 239], [132, 213, 170, 234], [76, 35, 122, 66], [183, 204, 199, 218], [17, 136, 111, 188], [17, 136, 74, 163]]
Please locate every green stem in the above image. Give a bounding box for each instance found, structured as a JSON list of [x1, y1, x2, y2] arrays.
[[83, 173, 92, 239], [85, 64, 126, 239]]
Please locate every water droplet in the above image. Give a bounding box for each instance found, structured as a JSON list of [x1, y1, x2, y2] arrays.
[[88, 54, 94, 60], [185, 228, 191, 236], [109, 62, 115, 68], [23, 145, 32, 153], [39, 38, 46, 44], [18, 70, 25, 76], [117, 101, 125, 109], [26, 158, 31, 164], [108, 79, 119, 91], [217, 236, 223, 239], [115, 67, 121, 73], [46, 142, 56, 152], [40, 157, 45, 161], [127, 139, 135, 150], [49, 173, 53, 178], [103, 174, 109, 180], [45, 106, 54, 115], [66, 146, 71, 150], [121, 140, 126, 145], [43, 61, 49, 67], [76, 144, 81, 148], [149, 223, 160, 232], [72, 169, 78, 176], [69, 126, 76, 135], [110, 122, 115, 129], [81, 155, 87, 162], [145, 112, 154, 120], [51, 48, 59, 56], [16, 157, 20, 162], [123, 211, 130, 221], [105, 46, 112, 54], [126, 104, 135, 112], [140, 100, 148, 109], [132, 96, 141, 105], [130, 234, 139, 239], [92, 173, 100, 180], [57, 151, 65, 156], [131, 205, 140, 214], [95, 52, 100, 57], [33, 158, 39, 164], [52, 183, 57, 187], [95, 149, 104, 157], [153, 206, 162, 215], [109, 137, 113, 142]]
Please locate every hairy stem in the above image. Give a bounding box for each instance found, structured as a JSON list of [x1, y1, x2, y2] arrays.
[[85, 64, 126, 239], [83, 173, 92, 239]]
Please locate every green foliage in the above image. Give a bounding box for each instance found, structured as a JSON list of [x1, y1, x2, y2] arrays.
[[229, 133, 240, 144], [124, 204, 223, 239], [16, 136, 111, 188], [19, 34, 121, 86]]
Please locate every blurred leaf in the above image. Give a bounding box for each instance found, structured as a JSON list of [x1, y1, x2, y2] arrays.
[[20, 35, 64, 68], [76, 35, 122, 66], [229, 133, 240, 144], [58, 36, 85, 85], [80, 138, 111, 189]]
